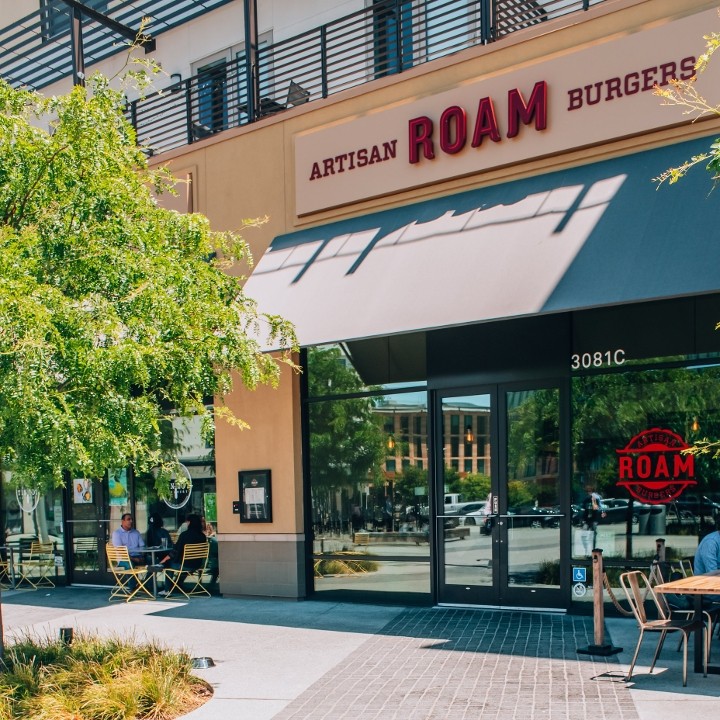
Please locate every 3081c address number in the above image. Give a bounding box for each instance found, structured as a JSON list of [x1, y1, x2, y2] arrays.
[[571, 349, 626, 370]]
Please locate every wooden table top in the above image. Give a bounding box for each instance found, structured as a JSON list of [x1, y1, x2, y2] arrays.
[[655, 570, 720, 594]]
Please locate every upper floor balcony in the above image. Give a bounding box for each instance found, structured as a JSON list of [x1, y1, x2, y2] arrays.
[[1, 0, 605, 156]]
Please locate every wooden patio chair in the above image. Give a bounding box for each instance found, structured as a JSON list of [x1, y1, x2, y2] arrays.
[[17, 541, 55, 589], [164, 542, 210, 599], [620, 569, 706, 686], [106, 545, 154, 602]]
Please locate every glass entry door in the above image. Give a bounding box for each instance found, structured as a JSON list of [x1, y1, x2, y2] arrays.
[[65, 479, 111, 584], [437, 384, 566, 608]]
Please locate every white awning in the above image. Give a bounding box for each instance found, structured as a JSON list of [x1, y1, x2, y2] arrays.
[[244, 136, 720, 350]]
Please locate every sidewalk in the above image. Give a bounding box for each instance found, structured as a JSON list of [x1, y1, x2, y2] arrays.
[[2, 586, 719, 719]]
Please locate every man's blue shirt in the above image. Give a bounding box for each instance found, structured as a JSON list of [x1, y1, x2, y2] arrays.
[[693, 530, 720, 602], [111, 527, 145, 557], [694, 531, 720, 574]]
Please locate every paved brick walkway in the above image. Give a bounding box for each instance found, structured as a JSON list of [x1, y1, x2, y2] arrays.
[[273, 608, 638, 720]]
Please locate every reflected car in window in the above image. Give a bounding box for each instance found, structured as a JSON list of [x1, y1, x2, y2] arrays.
[[671, 494, 720, 520], [508, 505, 560, 528], [447, 501, 487, 526], [572, 498, 649, 526]]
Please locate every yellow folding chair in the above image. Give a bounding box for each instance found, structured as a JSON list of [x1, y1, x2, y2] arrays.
[[106, 545, 154, 602], [164, 542, 210, 599], [0, 548, 11, 588], [17, 542, 56, 589]]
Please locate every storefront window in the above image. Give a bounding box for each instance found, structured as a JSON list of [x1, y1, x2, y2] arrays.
[[1, 481, 65, 583], [572, 364, 720, 565], [134, 412, 216, 539], [307, 345, 430, 602]]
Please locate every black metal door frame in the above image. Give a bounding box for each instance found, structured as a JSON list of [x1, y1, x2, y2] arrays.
[[432, 379, 570, 609]]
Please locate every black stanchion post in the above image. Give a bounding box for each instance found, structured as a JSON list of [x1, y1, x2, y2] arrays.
[[577, 548, 622, 656]]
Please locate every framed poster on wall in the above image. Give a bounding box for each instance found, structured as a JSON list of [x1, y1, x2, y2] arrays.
[[238, 469, 272, 523]]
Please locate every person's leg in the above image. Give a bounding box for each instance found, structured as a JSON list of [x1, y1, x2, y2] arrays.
[[117, 559, 138, 591]]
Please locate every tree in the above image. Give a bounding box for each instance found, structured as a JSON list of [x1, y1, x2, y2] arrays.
[[654, 29, 720, 186], [0, 73, 296, 498], [307, 346, 386, 501], [446, 472, 490, 502], [0, 69, 297, 654], [393, 464, 428, 510], [653, 27, 720, 464]]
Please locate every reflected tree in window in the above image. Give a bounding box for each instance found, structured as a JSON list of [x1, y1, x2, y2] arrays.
[[572, 367, 720, 506], [307, 347, 386, 534], [446, 472, 490, 502], [506, 389, 560, 509]]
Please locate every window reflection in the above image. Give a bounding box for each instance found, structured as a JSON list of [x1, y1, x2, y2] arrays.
[[1, 482, 65, 583], [308, 346, 430, 600], [505, 388, 561, 589], [572, 366, 720, 565]]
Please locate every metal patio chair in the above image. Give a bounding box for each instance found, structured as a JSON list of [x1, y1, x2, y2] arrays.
[[652, 560, 720, 660], [106, 545, 154, 602], [17, 541, 56, 589], [164, 542, 210, 599], [0, 547, 11, 588], [620, 569, 706, 686]]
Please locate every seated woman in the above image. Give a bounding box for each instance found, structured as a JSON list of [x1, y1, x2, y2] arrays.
[[146, 512, 172, 553], [160, 514, 207, 593]]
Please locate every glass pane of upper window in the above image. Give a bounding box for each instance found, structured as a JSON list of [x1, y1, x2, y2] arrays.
[[40, 0, 109, 41]]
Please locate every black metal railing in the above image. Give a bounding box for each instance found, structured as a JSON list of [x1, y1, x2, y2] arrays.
[[129, 0, 602, 155], [0, 0, 233, 90], [1, 0, 603, 156]]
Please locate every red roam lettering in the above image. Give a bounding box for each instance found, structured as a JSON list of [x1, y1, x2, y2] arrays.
[[567, 56, 696, 110], [616, 427, 697, 504], [617, 453, 694, 480], [408, 81, 548, 164]]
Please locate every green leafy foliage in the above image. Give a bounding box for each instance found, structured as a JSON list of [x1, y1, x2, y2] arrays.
[[0, 74, 296, 491], [392, 464, 428, 509], [654, 29, 720, 187], [0, 631, 209, 720], [307, 347, 386, 490], [446, 471, 489, 502]]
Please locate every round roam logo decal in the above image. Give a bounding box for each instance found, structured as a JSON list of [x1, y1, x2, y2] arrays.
[[616, 427, 696, 504]]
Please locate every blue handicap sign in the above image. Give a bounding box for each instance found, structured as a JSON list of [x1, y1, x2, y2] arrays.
[[572, 567, 587, 583]]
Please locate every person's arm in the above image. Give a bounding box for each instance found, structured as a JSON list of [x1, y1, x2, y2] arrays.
[[172, 533, 187, 561], [110, 529, 121, 546], [699, 536, 720, 573], [694, 537, 717, 574], [593, 493, 607, 517], [129, 531, 144, 554]]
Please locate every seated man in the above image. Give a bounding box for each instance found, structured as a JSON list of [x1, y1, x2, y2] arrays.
[[693, 516, 720, 604], [111, 513, 145, 566]]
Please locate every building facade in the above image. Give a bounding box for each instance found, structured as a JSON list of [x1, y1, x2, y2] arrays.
[[3, 0, 720, 611]]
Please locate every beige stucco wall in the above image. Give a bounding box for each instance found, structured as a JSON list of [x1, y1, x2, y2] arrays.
[[148, 0, 720, 597], [214, 357, 303, 534], [155, 0, 720, 242]]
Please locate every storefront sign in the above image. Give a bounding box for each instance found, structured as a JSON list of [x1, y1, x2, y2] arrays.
[[571, 349, 625, 371], [616, 428, 696, 504], [161, 463, 193, 510], [295, 9, 717, 215]]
